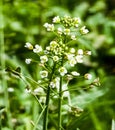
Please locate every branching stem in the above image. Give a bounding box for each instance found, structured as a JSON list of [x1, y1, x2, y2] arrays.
[[43, 64, 56, 130], [58, 76, 63, 130]]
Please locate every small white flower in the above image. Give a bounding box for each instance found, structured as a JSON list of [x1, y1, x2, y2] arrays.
[[75, 55, 83, 63], [85, 51, 91, 55], [69, 58, 77, 67], [66, 53, 74, 60], [71, 35, 76, 40], [52, 77, 60, 91], [66, 74, 73, 81], [38, 80, 42, 84], [71, 71, 80, 76], [24, 42, 33, 50], [59, 67, 67, 76], [8, 87, 14, 92], [80, 26, 89, 34], [50, 41, 58, 46], [57, 27, 63, 35], [40, 55, 48, 63], [39, 96, 46, 103], [25, 88, 31, 93], [70, 48, 76, 53], [93, 77, 100, 86], [77, 49, 83, 55], [50, 81, 56, 88], [46, 46, 50, 51], [75, 24, 79, 28], [62, 84, 70, 97], [50, 77, 60, 89], [84, 73, 92, 80], [50, 41, 58, 50], [33, 44, 42, 53], [48, 24, 54, 31], [74, 17, 81, 27], [34, 87, 44, 95], [62, 84, 67, 90], [44, 50, 49, 54], [44, 23, 54, 31], [63, 91, 70, 97], [64, 28, 70, 35], [40, 70, 48, 78], [43, 23, 49, 28], [53, 16, 60, 23], [25, 58, 32, 64], [53, 56, 59, 62]]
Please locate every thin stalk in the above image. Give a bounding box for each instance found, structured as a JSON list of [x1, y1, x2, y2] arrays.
[[58, 54, 64, 130], [0, 0, 12, 128], [33, 106, 46, 130], [58, 76, 63, 130], [43, 64, 55, 130]]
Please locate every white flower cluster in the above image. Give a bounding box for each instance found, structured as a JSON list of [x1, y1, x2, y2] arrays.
[[53, 16, 60, 23], [43, 23, 54, 31], [33, 44, 42, 53], [25, 42, 33, 50], [25, 58, 32, 64], [44, 15, 89, 41], [23, 16, 101, 127], [80, 26, 89, 34], [65, 48, 91, 67], [25, 16, 92, 86]]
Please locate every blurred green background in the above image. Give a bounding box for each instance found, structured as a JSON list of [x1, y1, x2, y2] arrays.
[[0, 0, 115, 130]]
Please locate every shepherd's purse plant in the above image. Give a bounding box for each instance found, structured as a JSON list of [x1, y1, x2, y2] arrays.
[[24, 15, 99, 130]]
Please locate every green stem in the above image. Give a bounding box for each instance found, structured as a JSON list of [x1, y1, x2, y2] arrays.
[[43, 64, 55, 130], [58, 54, 64, 130], [58, 76, 63, 130]]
